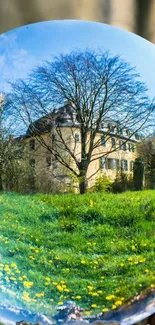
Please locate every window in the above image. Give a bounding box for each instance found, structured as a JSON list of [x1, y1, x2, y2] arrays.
[[128, 143, 131, 152], [135, 133, 140, 140], [101, 135, 106, 146], [121, 160, 128, 171], [100, 157, 107, 170], [46, 156, 51, 167], [75, 133, 80, 142], [132, 144, 135, 152], [29, 139, 35, 151], [119, 140, 126, 151], [115, 159, 120, 170], [130, 161, 134, 172], [123, 142, 127, 151], [119, 140, 123, 150], [111, 138, 116, 148], [108, 123, 115, 133], [107, 158, 115, 170], [29, 159, 35, 168]]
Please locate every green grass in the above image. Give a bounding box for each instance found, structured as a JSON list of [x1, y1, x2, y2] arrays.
[[0, 190, 154, 317]]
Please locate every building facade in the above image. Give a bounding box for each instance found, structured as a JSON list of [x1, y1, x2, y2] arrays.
[[17, 104, 139, 193]]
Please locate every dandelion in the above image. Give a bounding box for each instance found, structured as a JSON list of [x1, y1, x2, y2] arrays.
[[81, 260, 86, 264], [58, 302, 63, 305], [87, 286, 93, 291], [112, 305, 116, 309], [64, 288, 70, 292], [91, 304, 97, 308], [52, 282, 58, 285], [35, 292, 44, 297], [75, 295, 81, 300], [102, 308, 109, 312], [115, 300, 122, 306], [97, 290, 103, 294], [106, 295, 115, 300], [84, 311, 91, 315], [11, 263, 17, 268], [145, 269, 149, 273], [120, 264, 124, 267], [101, 276, 105, 279], [57, 285, 63, 292], [23, 281, 34, 289], [50, 298, 54, 302], [91, 292, 99, 297]]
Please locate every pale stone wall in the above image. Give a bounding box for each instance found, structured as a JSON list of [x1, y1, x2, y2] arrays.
[[22, 127, 138, 192]]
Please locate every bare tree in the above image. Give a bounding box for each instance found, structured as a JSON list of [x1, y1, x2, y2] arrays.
[[5, 50, 154, 194]]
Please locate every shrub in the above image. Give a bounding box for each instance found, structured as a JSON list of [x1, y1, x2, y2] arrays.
[[112, 172, 134, 193], [91, 174, 112, 192]]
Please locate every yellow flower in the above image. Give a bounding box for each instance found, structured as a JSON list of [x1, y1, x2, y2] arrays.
[[50, 298, 54, 302], [97, 290, 103, 294], [91, 292, 99, 297], [84, 311, 91, 316], [115, 300, 122, 306], [45, 277, 51, 281], [11, 263, 17, 268], [52, 282, 58, 285], [88, 286, 93, 291], [81, 260, 86, 264], [112, 305, 116, 309], [58, 302, 63, 305], [101, 276, 105, 279], [145, 269, 149, 273], [75, 295, 81, 299], [106, 295, 115, 300], [102, 308, 109, 312], [120, 264, 124, 267], [91, 304, 97, 308], [151, 284, 154, 288], [35, 292, 44, 297], [10, 277, 16, 281], [57, 285, 63, 292], [89, 200, 94, 207], [22, 275, 27, 279], [23, 281, 33, 289]]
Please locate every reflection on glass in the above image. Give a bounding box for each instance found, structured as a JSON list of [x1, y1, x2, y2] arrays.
[[0, 20, 154, 325]]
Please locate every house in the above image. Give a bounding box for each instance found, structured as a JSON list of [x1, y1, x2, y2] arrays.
[[16, 102, 140, 193]]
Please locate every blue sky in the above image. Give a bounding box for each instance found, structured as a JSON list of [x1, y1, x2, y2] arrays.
[[0, 20, 155, 98]]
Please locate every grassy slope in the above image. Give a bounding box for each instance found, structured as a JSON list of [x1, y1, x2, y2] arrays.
[[0, 190, 154, 317]]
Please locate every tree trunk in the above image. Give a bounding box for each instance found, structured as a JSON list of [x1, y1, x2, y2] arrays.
[[79, 179, 87, 194], [78, 169, 88, 194]]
